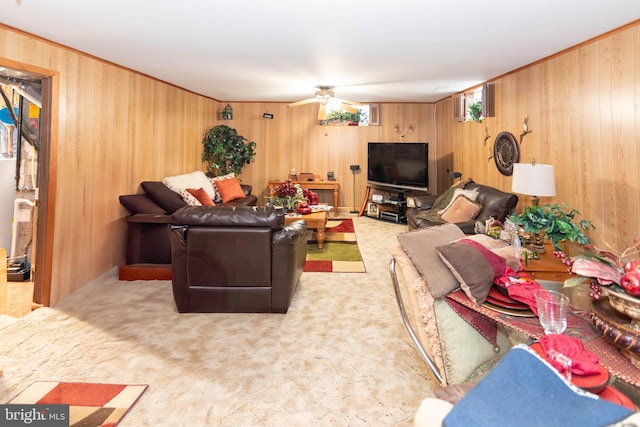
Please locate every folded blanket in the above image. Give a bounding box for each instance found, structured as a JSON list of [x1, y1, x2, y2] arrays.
[[443, 345, 633, 427]]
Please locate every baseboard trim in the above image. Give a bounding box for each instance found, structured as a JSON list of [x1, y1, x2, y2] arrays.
[[119, 264, 172, 281]]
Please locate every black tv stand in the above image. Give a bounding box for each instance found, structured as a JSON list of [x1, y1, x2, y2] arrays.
[[358, 186, 408, 224], [387, 194, 406, 202]]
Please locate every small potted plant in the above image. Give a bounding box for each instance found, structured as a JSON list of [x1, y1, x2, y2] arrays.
[[201, 125, 257, 176], [509, 203, 595, 252], [467, 99, 483, 123], [326, 109, 350, 125], [348, 110, 368, 126]]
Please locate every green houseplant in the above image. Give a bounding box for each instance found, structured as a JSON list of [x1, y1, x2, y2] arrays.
[[201, 125, 257, 176], [509, 203, 595, 251], [467, 99, 483, 123], [326, 109, 351, 124], [326, 109, 368, 125]]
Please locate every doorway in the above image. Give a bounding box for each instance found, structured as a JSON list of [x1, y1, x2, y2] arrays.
[[0, 63, 54, 307]]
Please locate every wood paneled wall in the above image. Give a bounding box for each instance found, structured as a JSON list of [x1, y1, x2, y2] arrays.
[[436, 22, 640, 253], [3, 20, 638, 305], [217, 102, 436, 207], [0, 25, 436, 304], [1, 25, 219, 304]]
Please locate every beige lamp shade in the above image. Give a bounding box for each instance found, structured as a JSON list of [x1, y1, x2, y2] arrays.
[[512, 163, 556, 205]]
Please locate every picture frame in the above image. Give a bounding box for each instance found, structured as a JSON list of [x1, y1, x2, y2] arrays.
[[367, 202, 379, 218]]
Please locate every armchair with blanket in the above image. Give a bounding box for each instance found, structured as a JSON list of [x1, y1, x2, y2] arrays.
[[406, 179, 518, 233]]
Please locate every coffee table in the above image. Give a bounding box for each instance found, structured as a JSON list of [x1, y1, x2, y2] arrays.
[[284, 211, 328, 249]]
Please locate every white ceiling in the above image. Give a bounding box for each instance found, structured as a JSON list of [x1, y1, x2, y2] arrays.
[[2, 0, 640, 103]]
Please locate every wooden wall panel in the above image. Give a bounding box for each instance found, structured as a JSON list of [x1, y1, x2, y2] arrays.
[[1, 25, 219, 304], [10, 20, 639, 303], [0, 25, 436, 304], [436, 22, 640, 253], [215, 102, 435, 209]]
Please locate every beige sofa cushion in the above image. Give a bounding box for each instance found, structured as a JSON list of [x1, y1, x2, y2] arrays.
[[397, 224, 465, 299]]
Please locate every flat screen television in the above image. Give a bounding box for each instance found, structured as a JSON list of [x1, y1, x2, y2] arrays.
[[367, 142, 429, 192]]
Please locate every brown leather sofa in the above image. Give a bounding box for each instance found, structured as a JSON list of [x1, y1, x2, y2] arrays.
[[406, 181, 518, 234], [119, 180, 257, 267], [169, 205, 307, 313]]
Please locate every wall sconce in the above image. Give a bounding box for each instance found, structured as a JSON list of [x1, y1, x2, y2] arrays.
[[220, 104, 233, 120], [394, 124, 415, 138], [449, 171, 462, 182]]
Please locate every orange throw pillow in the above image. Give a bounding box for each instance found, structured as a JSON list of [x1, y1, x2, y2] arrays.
[[186, 187, 215, 206], [215, 177, 246, 203]]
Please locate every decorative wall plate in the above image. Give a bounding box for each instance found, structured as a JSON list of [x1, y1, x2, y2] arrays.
[[493, 131, 520, 176]]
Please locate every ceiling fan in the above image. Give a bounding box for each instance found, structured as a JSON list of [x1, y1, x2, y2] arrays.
[[287, 86, 361, 120]]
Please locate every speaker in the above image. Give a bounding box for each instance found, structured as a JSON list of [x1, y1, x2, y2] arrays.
[[350, 164, 360, 171]]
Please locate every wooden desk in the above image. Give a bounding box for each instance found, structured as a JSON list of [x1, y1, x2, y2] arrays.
[[269, 180, 339, 217]]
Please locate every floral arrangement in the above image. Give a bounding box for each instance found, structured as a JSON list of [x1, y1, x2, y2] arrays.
[[560, 236, 640, 298], [273, 180, 306, 210]]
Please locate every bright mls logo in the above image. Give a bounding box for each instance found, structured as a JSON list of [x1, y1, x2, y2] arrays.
[[1, 405, 68, 426]]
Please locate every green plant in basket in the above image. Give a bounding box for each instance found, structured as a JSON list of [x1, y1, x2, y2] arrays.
[[509, 203, 594, 251]]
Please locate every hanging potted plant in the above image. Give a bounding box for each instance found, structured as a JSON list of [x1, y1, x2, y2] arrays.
[[201, 125, 257, 176]]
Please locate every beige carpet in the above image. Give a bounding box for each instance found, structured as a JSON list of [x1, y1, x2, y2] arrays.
[[0, 217, 436, 426]]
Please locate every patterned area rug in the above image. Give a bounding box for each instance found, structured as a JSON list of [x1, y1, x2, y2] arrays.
[[304, 218, 366, 272], [7, 381, 147, 426]]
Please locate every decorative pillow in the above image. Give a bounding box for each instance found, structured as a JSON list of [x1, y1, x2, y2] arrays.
[[162, 171, 216, 200], [440, 195, 483, 223], [210, 173, 236, 203], [178, 189, 201, 206], [437, 187, 479, 214], [215, 177, 246, 203], [397, 224, 465, 298], [119, 194, 167, 214], [460, 234, 520, 271], [435, 239, 507, 305], [491, 245, 522, 272], [141, 181, 187, 214], [186, 187, 215, 206], [431, 181, 467, 211], [460, 234, 509, 250]]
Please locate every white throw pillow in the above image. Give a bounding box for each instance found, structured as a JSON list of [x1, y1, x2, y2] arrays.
[[162, 171, 216, 200]]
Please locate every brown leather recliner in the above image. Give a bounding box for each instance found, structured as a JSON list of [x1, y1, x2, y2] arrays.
[[169, 205, 307, 313], [406, 181, 518, 234]]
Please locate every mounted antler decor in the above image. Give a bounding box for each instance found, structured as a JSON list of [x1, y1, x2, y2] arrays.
[[520, 115, 532, 144]]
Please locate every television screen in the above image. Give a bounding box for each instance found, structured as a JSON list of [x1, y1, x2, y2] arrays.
[[367, 142, 429, 191]]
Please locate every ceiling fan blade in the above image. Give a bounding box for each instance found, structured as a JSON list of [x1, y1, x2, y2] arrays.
[[318, 103, 328, 120], [333, 97, 362, 106], [287, 98, 318, 108], [340, 103, 358, 113]]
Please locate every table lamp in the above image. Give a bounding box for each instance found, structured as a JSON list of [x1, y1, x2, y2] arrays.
[[511, 161, 556, 252], [511, 162, 556, 206]]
